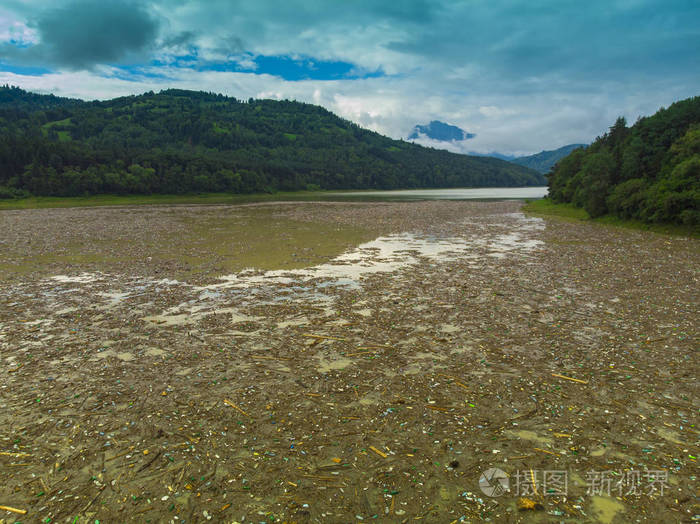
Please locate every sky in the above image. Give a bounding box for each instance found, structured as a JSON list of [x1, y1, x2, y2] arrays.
[[0, 0, 698, 156]]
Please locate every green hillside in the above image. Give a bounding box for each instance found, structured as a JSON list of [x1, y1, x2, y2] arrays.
[[0, 86, 544, 198], [548, 96, 700, 226], [511, 144, 587, 173]]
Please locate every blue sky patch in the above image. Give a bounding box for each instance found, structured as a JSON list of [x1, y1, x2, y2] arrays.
[[0, 62, 52, 76], [249, 55, 384, 81], [151, 52, 385, 81]]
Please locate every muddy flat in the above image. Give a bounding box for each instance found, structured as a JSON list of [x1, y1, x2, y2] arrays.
[[0, 200, 697, 523]]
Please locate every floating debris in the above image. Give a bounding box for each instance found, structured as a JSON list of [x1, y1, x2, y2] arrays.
[[0, 200, 695, 521]]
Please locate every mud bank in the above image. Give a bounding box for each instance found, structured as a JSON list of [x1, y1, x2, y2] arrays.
[[1, 201, 697, 522]]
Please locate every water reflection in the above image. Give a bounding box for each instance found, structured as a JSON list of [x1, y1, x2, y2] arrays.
[[46, 212, 545, 325], [200, 214, 544, 291], [330, 187, 548, 200]]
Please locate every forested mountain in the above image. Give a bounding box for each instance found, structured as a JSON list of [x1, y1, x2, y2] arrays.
[[0, 86, 544, 198], [511, 144, 587, 173], [548, 96, 700, 225]]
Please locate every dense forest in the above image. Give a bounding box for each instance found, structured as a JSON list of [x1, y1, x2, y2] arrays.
[[0, 86, 544, 198], [548, 96, 700, 225]]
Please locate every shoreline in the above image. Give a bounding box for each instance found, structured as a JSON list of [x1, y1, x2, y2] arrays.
[[0, 186, 548, 210]]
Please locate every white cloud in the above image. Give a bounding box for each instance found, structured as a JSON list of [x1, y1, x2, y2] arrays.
[[0, 15, 37, 44], [478, 106, 517, 118], [2, 65, 698, 156], [1, 1, 698, 154]]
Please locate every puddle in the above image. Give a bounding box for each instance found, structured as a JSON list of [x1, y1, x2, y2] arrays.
[[504, 429, 554, 446], [42, 211, 544, 335], [95, 350, 135, 361], [201, 222, 542, 292], [174, 210, 376, 276], [412, 351, 448, 361], [143, 313, 192, 326], [55, 307, 78, 315], [590, 495, 625, 523], [358, 391, 382, 406], [52, 273, 100, 283], [97, 291, 131, 307], [569, 472, 587, 488], [277, 318, 309, 329], [655, 427, 683, 444], [590, 446, 608, 457], [398, 360, 446, 374], [317, 357, 353, 373], [225, 329, 262, 337], [143, 307, 258, 327], [4, 207, 378, 281]]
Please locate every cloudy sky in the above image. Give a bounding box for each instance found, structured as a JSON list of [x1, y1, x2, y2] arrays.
[[1, 0, 698, 155]]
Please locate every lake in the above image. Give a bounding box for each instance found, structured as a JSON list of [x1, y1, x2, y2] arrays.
[[329, 186, 548, 200]]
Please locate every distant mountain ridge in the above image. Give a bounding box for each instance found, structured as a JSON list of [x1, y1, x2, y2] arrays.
[[0, 86, 544, 198], [409, 120, 476, 141], [510, 144, 587, 173], [469, 144, 587, 173], [470, 151, 516, 161]]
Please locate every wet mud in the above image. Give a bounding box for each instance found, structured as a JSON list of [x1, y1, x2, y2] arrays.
[[0, 200, 697, 523]]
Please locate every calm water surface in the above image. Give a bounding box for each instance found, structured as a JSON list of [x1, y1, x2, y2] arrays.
[[329, 186, 548, 200]]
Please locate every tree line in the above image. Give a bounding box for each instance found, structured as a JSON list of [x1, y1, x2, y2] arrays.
[[547, 96, 700, 225], [0, 86, 544, 198]]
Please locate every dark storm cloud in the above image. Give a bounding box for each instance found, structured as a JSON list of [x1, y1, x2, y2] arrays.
[[384, 0, 700, 84], [213, 36, 247, 56], [3, 0, 699, 81], [1, 0, 160, 70], [162, 31, 198, 49]]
